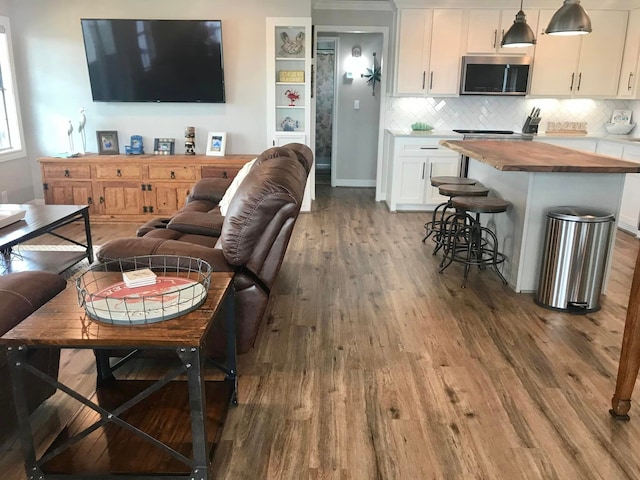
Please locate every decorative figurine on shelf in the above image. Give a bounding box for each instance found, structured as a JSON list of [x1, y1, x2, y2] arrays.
[[285, 89, 300, 106], [77, 108, 86, 154], [279, 31, 305, 57], [184, 126, 195, 155], [125, 135, 144, 155], [66, 120, 74, 154], [280, 116, 299, 132], [361, 52, 381, 96]]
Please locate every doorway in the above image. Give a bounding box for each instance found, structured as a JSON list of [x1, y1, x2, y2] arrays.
[[312, 26, 388, 200]]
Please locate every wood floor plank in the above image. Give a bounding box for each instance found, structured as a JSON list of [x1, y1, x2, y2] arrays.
[[4, 186, 640, 479]]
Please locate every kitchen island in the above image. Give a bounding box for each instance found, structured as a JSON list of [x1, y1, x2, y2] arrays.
[[440, 140, 640, 293]]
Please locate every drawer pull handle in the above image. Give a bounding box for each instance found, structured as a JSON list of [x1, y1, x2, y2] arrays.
[[420, 147, 438, 150], [570, 72, 575, 91], [170, 171, 175, 179], [577, 72, 582, 91], [223, 171, 228, 179], [99, 196, 105, 204], [64, 169, 70, 177], [88, 196, 93, 205], [629, 72, 634, 91], [116, 169, 122, 177]]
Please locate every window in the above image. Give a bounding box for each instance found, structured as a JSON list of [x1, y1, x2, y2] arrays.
[[0, 16, 25, 161]]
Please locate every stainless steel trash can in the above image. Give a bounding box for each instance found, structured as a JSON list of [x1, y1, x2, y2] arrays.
[[535, 207, 615, 313]]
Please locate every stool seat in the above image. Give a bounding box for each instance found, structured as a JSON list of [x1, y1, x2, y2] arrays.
[[452, 196, 509, 214], [431, 176, 477, 187], [439, 184, 489, 197]]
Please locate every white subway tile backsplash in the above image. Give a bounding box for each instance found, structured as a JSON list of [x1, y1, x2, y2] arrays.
[[385, 96, 637, 135]]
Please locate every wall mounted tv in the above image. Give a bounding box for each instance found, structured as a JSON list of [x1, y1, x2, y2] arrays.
[[81, 19, 225, 103]]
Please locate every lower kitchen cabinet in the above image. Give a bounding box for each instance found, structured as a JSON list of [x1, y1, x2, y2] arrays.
[[39, 154, 254, 221], [620, 146, 640, 237], [385, 135, 459, 211]]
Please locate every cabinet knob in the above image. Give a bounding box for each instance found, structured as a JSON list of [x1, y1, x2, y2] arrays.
[[99, 196, 105, 204], [64, 169, 70, 177], [88, 196, 93, 205], [116, 169, 122, 177], [170, 171, 175, 179]]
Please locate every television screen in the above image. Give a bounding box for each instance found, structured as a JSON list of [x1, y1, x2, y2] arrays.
[[81, 19, 225, 103]]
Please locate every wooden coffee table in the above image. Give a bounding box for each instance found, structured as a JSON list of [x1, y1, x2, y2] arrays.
[[1, 270, 236, 480], [0, 204, 93, 274]]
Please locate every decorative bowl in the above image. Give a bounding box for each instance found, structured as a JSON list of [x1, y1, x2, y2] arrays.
[[411, 122, 433, 131], [604, 122, 636, 135]]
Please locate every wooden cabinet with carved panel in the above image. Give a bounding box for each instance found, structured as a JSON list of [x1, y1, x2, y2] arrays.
[[39, 154, 254, 221]]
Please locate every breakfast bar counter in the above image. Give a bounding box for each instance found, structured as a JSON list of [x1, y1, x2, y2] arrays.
[[440, 140, 640, 293]]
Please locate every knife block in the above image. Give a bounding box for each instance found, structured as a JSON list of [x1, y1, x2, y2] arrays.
[[522, 116, 541, 134]]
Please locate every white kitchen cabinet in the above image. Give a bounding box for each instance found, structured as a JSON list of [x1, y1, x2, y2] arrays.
[[465, 9, 537, 56], [530, 10, 627, 98], [395, 9, 463, 96], [620, 145, 640, 237], [386, 135, 460, 211], [595, 141, 625, 158], [618, 9, 640, 99]]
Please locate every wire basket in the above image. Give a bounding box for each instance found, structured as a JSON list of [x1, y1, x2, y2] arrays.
[[76, 255, 212, 325]]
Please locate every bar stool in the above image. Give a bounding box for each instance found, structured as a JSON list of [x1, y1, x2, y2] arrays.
[[428, 183, 489, 255], [439, 196, 510, 288], [423, 176, 479, 244]]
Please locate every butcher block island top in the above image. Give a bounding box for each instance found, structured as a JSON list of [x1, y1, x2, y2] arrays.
[[440, 139, 640, 173]]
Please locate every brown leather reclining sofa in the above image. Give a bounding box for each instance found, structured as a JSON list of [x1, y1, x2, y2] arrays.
[[97, 143, 313, 357], [0, 271, 67, 442]]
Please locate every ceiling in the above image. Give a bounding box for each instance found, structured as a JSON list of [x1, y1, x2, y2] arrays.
[[312, 0, 640, 10]]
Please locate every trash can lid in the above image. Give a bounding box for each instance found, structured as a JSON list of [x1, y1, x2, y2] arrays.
[[547, 206, 615, 223]]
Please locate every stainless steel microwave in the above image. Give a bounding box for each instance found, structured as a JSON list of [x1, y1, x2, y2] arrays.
[[460, 55, 532, 96]]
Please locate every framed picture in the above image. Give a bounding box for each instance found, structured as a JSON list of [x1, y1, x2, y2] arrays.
[[96, 131, 119, 155], [153, 137, 175, 155], [206, 132, 227, 156], [612, 110, 632, 124]]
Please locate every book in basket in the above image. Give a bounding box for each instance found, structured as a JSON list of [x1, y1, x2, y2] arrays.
[[122, 268, 157, 288]]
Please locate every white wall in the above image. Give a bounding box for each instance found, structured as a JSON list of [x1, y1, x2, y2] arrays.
[[9, 0, 310, 202]]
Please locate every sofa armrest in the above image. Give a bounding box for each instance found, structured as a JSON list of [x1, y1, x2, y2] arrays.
[[167, 211, 224, 237], [186, 177, 232, 205]]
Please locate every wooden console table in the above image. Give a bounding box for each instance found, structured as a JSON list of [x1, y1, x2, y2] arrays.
[[39, 153, 256, 222], [1, 271, 236, 479]]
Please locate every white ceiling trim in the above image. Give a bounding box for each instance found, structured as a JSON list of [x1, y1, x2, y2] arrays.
[[391, 0, 639, 9], [313, 1, 393, 11]]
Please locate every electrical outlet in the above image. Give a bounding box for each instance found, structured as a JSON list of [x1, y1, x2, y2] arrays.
[[1, 190, 7, 203]]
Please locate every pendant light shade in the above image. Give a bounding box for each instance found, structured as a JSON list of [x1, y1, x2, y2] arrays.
[[501, 4, 536, 48], [545, 0, 592, 36]]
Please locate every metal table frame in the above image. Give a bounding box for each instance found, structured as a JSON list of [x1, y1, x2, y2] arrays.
[[6, 284, 236, 480]]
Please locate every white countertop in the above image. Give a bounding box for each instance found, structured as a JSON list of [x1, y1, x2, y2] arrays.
[[386, 129, 640, 147]]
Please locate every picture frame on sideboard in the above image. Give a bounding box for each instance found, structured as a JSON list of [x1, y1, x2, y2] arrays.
[[206, 132, 227, 156], [153, 138, 175, 155], [96, 130, 119, 155]]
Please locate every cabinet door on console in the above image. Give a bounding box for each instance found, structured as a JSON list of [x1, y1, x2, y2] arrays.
[[44, 180, 97, 214], [96, 182, 146, 216], [149, 186, 191, 215]]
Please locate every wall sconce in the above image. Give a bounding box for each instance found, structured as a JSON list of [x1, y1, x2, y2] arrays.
[[352, 46, 361, 57]]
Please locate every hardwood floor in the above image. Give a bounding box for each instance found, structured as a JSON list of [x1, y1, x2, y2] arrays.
[[3, 186, 640, 479]]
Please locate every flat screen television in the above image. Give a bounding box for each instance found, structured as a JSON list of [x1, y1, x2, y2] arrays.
[[81, 19, 225, 103]]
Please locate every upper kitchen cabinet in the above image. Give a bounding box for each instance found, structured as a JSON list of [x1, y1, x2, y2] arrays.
[[618, 9, 640, 99], [530, 10, 627, 98], [464, 9, 538, 57], [395, 9, 464, 96]]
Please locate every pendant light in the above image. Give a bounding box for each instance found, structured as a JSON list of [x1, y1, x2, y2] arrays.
[[501, 0, 536, 48], [545, 0, 592, 36]]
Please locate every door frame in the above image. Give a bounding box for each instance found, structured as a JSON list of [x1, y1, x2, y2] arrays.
[[312, 25, 389, 199]]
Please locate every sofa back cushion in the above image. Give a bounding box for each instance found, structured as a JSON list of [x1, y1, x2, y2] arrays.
[[220, 148, 308, 279]]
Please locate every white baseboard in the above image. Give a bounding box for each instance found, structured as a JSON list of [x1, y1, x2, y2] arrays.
[[333, 179, 376, 187]]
